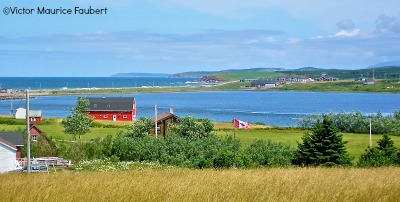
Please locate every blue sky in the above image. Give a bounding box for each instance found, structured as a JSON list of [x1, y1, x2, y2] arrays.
[[0, 0, 399, 77]]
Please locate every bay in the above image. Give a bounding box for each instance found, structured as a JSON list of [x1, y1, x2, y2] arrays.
[[0, 77, 201, 90], [1, 91, 399, 127]]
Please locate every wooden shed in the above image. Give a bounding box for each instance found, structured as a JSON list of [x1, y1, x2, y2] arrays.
[[153, 113, 179, 137]]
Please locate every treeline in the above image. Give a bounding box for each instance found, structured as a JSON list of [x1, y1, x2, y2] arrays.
[[298, 110, 400, 135], [29, 115, 400, 169]]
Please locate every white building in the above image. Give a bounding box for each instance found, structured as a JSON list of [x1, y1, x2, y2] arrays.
[[0, 139, 18, 173], [14, 108, 42, 119]]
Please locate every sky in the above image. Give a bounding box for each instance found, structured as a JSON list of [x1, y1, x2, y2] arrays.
[[0, 0, 399, 77]]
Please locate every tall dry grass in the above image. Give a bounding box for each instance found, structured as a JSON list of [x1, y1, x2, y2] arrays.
[[1, 167, 399, 201]]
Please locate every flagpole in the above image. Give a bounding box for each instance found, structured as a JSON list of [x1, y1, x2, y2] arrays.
[[233, 119, 237, 169]]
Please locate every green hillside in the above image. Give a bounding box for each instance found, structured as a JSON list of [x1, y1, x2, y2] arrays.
[[173, 66, 400, 81], [171, 68, 285, 80], [282, 66, 400, 80]]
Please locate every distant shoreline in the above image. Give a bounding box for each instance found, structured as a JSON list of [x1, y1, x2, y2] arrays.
[[0, 79, 399, 100]]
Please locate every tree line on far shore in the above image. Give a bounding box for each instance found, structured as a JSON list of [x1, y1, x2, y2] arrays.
[[298, 110, 400, 135]]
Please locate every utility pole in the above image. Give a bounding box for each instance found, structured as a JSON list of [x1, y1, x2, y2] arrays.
[[10, 96, 13, 116], [154, 105, 158, 138], [369, 116, 372, 148], [372, 70, 375, 81], [26, 90, 31, 173]]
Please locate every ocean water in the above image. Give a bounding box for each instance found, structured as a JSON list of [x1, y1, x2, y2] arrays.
[[1, 90, 400, 126], [0, 77, 202, 90]]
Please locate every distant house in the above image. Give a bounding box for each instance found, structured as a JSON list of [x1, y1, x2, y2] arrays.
[[251, 80, 278, 88], [29, 125, 52, 145], [240, 78, 258, 82], [315, 74, 339, 81], [0, 88, 12, 94], [86, 97, 137, 122], [0, 132, 24, 160], [153, 110, 179, 136], [14, 108, 43, 124], [364, 79, 375, 85]]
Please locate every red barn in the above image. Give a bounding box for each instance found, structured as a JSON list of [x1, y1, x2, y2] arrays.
[[86, 97, 136, 122]]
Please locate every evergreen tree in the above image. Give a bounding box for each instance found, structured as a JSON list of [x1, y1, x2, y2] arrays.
[[358, 134, 399, 167], [62, 98, 94, 140], [293, 115, 351, 166]]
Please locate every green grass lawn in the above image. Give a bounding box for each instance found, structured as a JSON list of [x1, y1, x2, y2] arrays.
[[215, 128, 400, 160], [2, 117, 400, 161], [0, 118, 126, 141]]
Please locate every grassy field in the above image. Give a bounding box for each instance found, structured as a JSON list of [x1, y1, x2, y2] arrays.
[[2, 118, 400, 161], [215, 71, 283, 80], [275, 79, 400, 93], [215, 128, 400, 160], [1, 167, 399, 201]]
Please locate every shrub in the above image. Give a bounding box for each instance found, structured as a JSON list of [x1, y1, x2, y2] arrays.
[[245, 139, 294, 167], [358, 134, 399, 167], [169, 116, 214, 139], [293, 115, 352, 166], [125, 117, 153, 138]]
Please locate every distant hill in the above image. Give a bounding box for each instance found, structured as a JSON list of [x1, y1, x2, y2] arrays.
[[170, 68, 286, 79], [294, 67, 323, 71], [111, 73, 170, 77], [283, 66, 400, 80], [111, 65, 400, 81], [369, 61, 400, 68]]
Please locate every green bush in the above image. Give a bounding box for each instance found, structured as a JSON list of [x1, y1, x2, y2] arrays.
[[125, 117, 153, 138], [169, 116, 214, 139], [245, 139, 294, 167], [358, 134, 399, 167]]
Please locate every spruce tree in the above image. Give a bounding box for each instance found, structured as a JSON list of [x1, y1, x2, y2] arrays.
[[293, 115, 351, 166], [358, 134, 399, 167]]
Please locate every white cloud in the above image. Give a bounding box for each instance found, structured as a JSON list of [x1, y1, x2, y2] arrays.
[[335, 29, 361, 37]]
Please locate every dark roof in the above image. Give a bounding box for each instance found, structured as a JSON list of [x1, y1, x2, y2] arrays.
[[0, 132, 24, 146], [85, 97, 135, 112], [156, 113, 179, 122], [0, 137, 17, 150], [30, 125, 43, 134]]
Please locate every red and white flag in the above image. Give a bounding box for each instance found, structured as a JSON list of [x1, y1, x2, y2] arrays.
[[234, 119, 251, 129]]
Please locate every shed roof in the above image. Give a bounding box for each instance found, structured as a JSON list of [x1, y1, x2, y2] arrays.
[[156, 113, 179, 122], [0, 132, 24, 147], [86, 97, 135, 111]]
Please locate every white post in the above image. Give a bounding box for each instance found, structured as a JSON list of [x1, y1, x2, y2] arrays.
[[369, 117, 372, 148], [154, 105, 158, 138], [26, 90, 31, 173]]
